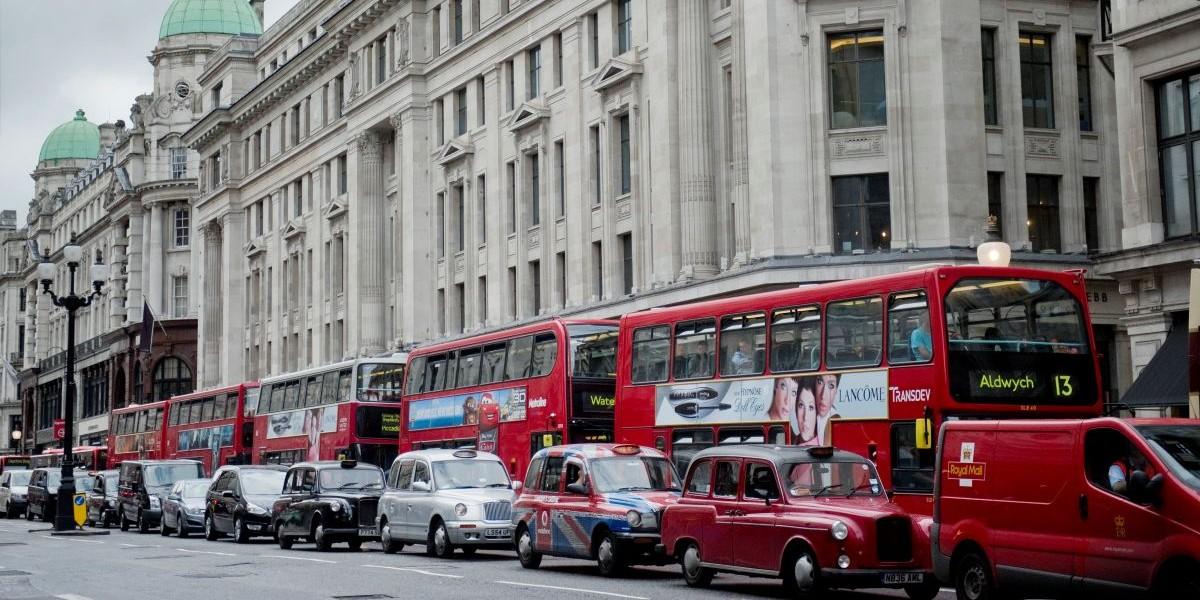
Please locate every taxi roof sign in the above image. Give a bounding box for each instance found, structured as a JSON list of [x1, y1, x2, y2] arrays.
[[806, 446, 835, 458], [339, 459, 358, 469], [452, 449, 478, 458], [612, 444, 642, 455]]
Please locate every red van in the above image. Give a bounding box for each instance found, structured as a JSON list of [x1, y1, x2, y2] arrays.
[[932, 418, 1200, 599]]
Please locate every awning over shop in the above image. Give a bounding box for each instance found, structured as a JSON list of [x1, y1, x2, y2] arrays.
[[1121, 325, 1187, 408]]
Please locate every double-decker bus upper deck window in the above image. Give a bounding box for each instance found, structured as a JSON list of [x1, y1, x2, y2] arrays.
[[674, 319, 717, 380], [320, 372, 339, 405], [506, 336, 535, 380], [284, 381, 302, 411], [214, 395, 228, 419], [405, 356, 426, 395], [338, 369, 353, 402], [531, 333, 559, 378], [480, 343, 507, 384], [358, 362, 405, 401], [825, 297, 883, 369], [457, 348, 482, 388], [631, 325, 670, 384], [888, 291, 932, 365], [243, 387, 260, 417], [201, 398, 215, 422], [443, 351, 460, 390], [305, 376, 323, 406], [136, 410, 147, 433], [770, 305, 822, 373], [719, 312, 766, 377], [259, 385, 275, 413], [426, 355, 448, 392], [169, 405, 181, 427], [569, 324, 618, 379]]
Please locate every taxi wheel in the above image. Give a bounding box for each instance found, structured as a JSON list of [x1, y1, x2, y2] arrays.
[[595, 532, 626, 577], [380, 521, 403, 554], [313, 520, 333, 552], [204, 514, 220, 541], [955, 551, 996, 600], [430, 521, 454, 558], [234, 516, 250, 544], [516, 527, 542, 569], [782, 547, 820, 599], [277, 524, 293, 550], [681, 543, 714, 588]]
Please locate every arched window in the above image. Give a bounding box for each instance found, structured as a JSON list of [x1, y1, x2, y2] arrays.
[[152, 357, 193, 401]]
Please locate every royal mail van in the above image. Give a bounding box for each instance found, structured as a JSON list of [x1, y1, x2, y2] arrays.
[[932, 417, 1199, 600]]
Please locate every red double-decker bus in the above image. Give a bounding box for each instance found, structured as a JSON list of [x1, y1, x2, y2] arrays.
[[107, 402, 167, 467], [0, 455, 30, 473], [252, 355, 406, 467], [30, 447, 109, 470], [164, 383, 259, 473], [614, 265, 1103, 514], [400, 318, 619, 478]]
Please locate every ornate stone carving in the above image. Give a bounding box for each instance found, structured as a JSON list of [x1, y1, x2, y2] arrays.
[[830, 133, 885, 158], [347, 52, 361, 100], [1025, 134, 1059, 158], [528, 228, 541, 250], [388, 112, 404, 130], [616, 198, 632, 221], [396, 18, 410, 66]]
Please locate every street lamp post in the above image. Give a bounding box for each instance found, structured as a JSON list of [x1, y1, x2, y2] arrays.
[[10, 430, 21, 454], [37, 237, 107, 532]]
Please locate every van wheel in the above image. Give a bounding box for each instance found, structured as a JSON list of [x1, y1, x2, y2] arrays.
[[905, 581, 942, 600], [782, 547, 820, 598], [595, 531, 626, 577], [380, 520, 403, 554], [1154, 561, 1200, 598], [955, 551, 997, 600], [516, 526, 541, 569], [681, 542, 714, 588]]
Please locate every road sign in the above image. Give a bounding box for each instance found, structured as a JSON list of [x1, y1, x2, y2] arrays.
[[73, 492, 87, 527], [53, 419, 65, 441]]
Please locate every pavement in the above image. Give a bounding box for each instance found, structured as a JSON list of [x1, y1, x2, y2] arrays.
[[0, 519, 957, 600]]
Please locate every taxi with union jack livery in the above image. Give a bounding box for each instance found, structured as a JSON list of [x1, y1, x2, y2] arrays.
[[511, 444, 681, 576]]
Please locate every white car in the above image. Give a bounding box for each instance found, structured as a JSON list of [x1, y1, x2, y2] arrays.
[[377, 449, 518, 557], [0, 469, 32, 519]]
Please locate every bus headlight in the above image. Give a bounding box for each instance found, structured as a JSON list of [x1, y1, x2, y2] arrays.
[[626, 510, 642, 528], [454, 503, 468, 517], [831, 520, 849, 541]]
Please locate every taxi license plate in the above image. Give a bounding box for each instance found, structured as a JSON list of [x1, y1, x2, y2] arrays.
[[882, 572, 923, 585], [358, 527, 378, 537], [484, 528, 508, 538]]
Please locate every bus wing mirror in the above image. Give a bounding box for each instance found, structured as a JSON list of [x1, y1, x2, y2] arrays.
[[510, 481, 522, 492]]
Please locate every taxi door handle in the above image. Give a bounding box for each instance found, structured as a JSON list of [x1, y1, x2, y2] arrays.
[[1078, 493, 1088, 520]]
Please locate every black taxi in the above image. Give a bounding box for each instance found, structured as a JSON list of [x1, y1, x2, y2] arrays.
[[273, 460, 385, 551]]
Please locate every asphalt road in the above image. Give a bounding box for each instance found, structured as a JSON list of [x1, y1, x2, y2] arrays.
[[0, 520, 957, 600]]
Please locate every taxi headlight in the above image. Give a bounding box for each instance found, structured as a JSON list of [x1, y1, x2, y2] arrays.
[[329, 499, 344, 513], [454, 503, 468, 517], [626, 510, 642, 528], [831, 520, 849, 541]]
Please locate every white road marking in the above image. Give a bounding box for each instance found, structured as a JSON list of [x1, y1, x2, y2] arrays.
[[120, 543, 161, 548], [175, 548, 237, 556], [39, 536, 103, 544], [494, 580, 648, 599], [56, 594, 96, 600], [362, 564, 463, 579], [263, 554, 337, 564]]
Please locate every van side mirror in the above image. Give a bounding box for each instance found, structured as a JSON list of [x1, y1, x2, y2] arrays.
[[221, 490, 234, 498], [1128, 471, 1163, 506], [566, 482, 588, 495]]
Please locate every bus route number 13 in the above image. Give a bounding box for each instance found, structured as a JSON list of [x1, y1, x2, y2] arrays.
[[1053, 375, 1074, 398]]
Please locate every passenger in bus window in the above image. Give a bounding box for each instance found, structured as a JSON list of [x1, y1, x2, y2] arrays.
[[909, 313, 932, 361], [731, 340, 754, 375], [791, 379, 819, 447], [769, 378, 797, 423]]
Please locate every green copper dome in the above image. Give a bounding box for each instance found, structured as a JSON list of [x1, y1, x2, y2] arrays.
[[38, 109, 100, 163], [159, 0, 263, 39]]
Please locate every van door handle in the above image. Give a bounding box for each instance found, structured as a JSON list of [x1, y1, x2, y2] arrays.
[[1078, 493, 1088, 519]]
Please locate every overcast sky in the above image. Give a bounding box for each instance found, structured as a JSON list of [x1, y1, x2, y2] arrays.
[[0, 0, 299, 217]]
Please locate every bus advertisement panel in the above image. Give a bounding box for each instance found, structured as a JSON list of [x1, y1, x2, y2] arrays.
[[164, 383, 258, 473]]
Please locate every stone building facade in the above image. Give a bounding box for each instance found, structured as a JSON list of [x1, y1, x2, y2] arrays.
[[185, 0, 1130, 401]]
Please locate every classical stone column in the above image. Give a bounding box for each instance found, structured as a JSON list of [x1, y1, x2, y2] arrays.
[[388, 112, 405, 345], [146, 203, 164, 313], [356, 131, 387, 355], [730, 0, 751, 265], [202, 221, 223, 386], [126, 205, 144, 323], [677, 0, 718, 279]]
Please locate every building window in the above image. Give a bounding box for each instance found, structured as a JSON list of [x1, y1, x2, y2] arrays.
[[455, 87, 468, 135], [592, 241, 603, 299], [1083, 177, 1100, 253], [437, 191, 446, 258], [455, 283, 465, 333], [987, 172, 1004, 240], [527, 45, 541, 100], [1076, 37, 1093, 132], [505, 60, 515, 111], [476, 76, 486, 126], [173, 208, 190, 247], [530, 260, 541, 316], [337, 154, 347, 194], [333, 74, 345, 119], [616, 0, 632, 55], [478, 276, 488, 324], [1019, 32, 1055, 129], [619, 233, 632, 295], [152, 357, 193, 401], [590, 124, 602, 206], [472, 0, 481, 33], [508, 267, 518, 319], [1026, 174, 1061, 252], [452, 0, 464, 45], [556, 251, 566, 307], [455, 184, 465, 252], [527, 152, 541, 226], [1155, 72, 1200, 238], [555, 140, 565, 217], [828, 30, 886, 129], [432, 6, 442, 56], [507, 161, 517, 234], [618, 114, 631, 195], [170, 147, 188, 179], [477, 174, 487, 243], [435, 98, 445, 145], [553, 32, 563, 88], [173, 275, 189, 318], [588, 12, 599, 69], [981, 28, 998, 126], [832, 173, 890, 254], [375, 36, 387, 84]]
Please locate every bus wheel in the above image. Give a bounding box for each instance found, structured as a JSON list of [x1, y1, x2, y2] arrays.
[[595, 531, 626, 577], [681, 542, 714, 588], [516, 526, 541, 569], [380, 521, 403, 554], [955, 551, 996, 600]]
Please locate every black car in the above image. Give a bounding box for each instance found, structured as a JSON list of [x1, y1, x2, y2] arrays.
[[161, 479, 210, 537], [117, 459, 205, 533], [273, 460, 385, 551], [85, 469, 120, 527], [26, 468, 92, 523], [205, 464, 287, 543]]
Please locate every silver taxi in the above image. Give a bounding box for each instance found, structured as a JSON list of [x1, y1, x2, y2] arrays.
[[377, 449, 518, 557]]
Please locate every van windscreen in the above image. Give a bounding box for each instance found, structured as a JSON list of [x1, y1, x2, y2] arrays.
[[1138, 425, 1200, 490]]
